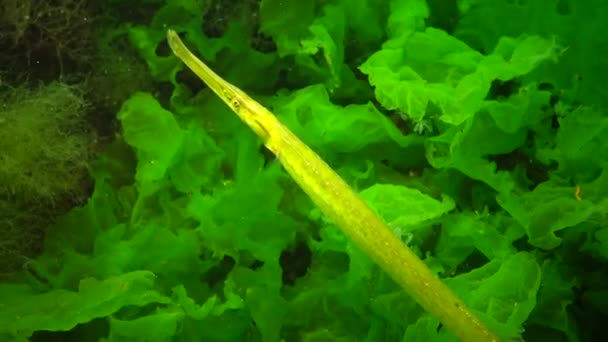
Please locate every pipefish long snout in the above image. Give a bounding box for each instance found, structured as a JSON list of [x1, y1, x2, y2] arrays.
[[165, 29, 500, 342]]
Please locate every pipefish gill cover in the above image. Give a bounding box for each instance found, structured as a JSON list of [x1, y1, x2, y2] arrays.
[[0, 1, 607, 341]]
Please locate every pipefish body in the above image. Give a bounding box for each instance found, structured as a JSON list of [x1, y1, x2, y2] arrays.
[[166, 29, 499, 342]]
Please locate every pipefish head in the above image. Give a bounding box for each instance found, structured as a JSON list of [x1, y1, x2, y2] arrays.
[[166, 29, 273, 142], [221, 84, 272, 143]]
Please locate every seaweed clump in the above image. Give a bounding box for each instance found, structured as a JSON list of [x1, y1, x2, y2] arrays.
[[0, 82, 93, 276]]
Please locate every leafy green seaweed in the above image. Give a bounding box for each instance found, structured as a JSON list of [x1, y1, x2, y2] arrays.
[[1, 0, 606, 341], [0, 271, 169, 339]]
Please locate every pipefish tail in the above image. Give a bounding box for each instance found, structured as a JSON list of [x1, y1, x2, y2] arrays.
[[166, 29, 500, 342]]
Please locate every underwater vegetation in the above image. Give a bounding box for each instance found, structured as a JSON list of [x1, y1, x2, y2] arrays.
[[0, 0, 607, 341]]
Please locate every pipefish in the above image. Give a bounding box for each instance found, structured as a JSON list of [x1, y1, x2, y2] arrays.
[[166, 29, 499, 342]]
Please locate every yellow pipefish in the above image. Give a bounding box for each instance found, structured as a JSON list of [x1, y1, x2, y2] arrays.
[[166, 29, 499, 342]]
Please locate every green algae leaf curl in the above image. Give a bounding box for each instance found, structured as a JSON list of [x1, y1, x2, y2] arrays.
[[361, 30, 560, 126], [447, 252, 541, 340], [361, 184, 455, 232], [0, 271, 169, 338], [117, 92, 183, 184]]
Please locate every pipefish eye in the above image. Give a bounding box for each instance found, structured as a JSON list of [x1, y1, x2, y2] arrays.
[[222, 89, 241, 110], [231, 98, 240, 109]]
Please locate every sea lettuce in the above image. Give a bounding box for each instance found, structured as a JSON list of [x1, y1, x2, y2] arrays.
[[2, 0, 607, 341]]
